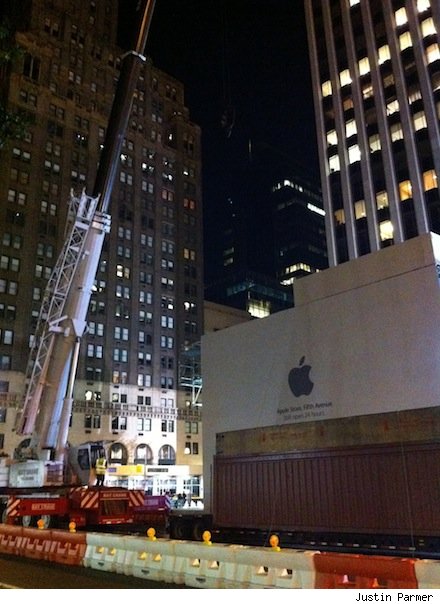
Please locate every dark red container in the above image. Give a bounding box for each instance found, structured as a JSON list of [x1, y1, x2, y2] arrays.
[[213, 441, 440, 536]]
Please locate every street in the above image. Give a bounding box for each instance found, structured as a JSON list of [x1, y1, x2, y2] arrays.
[[0, 553, 190, 590]]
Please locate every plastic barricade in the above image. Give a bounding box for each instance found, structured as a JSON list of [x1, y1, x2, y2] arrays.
[[415, 560, 440, 589], [48, 529, 87, 566], [122, 535, 176, 583], [313, 552, 418, 589], [272, 549, 318, 589], [21, 527, 53, 561], [83, 532, 123, 573], [233, 545, 282, 588], [173, 541, 241, 589], [0, 523, 23, 556]]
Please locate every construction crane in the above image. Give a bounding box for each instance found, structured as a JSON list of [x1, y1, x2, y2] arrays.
[[15, 0, 156, 471]]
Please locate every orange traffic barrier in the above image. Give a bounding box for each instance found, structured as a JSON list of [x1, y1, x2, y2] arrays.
[[22, 526, 52, 561], [0, 524, 24, 556], [313, 552, 418, 589], [48, 529, 87, 566]]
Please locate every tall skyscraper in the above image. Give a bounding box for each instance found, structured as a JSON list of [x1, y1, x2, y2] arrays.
[[305, 0, 440, 266], [0, 0, 203, 495]]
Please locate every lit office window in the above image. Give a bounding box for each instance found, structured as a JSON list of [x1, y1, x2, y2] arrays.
[[340, 69, 352, 87], [426, 43, 440, 64], [386, 99, 400, 116], [390, 123, 404, 141], [378, 45, 391, 65], [327, 129, 338, 146], [395, 7, 408, 27], [399, 31, 412, 51], [421, 18, 436, 37], [329, 154, 340, 172], [334, 209, 345, 225], [423, 169, 438, 191], [417, 0, 430, 12], [380, 221, 394, 242], [408, 89, 422, 104], [358, 57, 370, 76], [321, 80, 332, 97], [369, 134, 381, 152], [362, 83, 374, 99], [354, 200, 366, 219], [399, 180, 413, 200], [346, 119, 357, 138], [348, 144, 361, 164], [413, 111, 427, 131], [376, 191, 389, 210]]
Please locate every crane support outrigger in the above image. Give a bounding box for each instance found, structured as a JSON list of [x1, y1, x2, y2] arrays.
[[16, 0, 157, 471]]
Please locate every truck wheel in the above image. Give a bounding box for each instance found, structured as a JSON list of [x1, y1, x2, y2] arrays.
[[39, 515, 52, 529], [171, 518, 189, 540], [22, 515, 35, 527], [191, 520, 205, 542]]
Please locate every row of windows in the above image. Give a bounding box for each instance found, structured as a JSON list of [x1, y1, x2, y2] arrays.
[[321, 11, 438, 98], [333, 172, 438, 228]]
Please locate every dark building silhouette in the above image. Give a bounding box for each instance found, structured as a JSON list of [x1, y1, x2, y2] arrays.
[[205, 142, 327, 316]]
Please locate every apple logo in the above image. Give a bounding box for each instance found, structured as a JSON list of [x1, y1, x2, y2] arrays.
[[288, 356, 314, 397]]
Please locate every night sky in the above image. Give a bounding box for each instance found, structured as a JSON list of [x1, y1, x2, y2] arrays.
[[118, 0, 320, 277]]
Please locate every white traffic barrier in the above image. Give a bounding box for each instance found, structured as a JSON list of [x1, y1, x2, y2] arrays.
[[272, 549, 317, 588], [173, 540, 242, 589], [121, 535, 177, 583], [415, 560, 440, 589], [83, 532, 124, 573], [232, 545, 318, 588]]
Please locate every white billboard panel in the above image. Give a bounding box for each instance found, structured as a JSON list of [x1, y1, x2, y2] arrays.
[[202, 234, 440, 434]]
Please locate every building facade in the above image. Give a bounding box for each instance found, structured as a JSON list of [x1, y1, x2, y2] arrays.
[[305, 0, 440, 266], [272, 175, 328, 286], [0, 0, 203, 496]]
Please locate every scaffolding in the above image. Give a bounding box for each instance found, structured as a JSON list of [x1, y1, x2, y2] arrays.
[[179, 342, 202, 407]]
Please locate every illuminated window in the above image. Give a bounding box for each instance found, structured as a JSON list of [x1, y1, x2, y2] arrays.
[[399, 31, 412, 51], [380, 220, 394, 241], [395, 7, 408, 27], [423, 169, 438, 191], [386, 99, 399, 116], [340, 69, 352, 87], [354, 200, 366, 219], [421, 18, 436, 37], [348, 144, 361, 164], [247, 299, 270, 319], [321, 80, 332, 97], [358, 57, 370, 76], [413, 111, 427, 131], [390, 123, 404, 141], [327, 129, 338, 146], [334, 209, 345, 225], [417, 0, 430, 12], [399, 180, 412, 200], [362, 83, 374, 99], [369, 134, 381, 152], [426, 44, 440, 64], [346, 119, 357, 138], [378, 45, 391, 65], [329, 154, 340, 172], [376, 191, 389, 210], [408, 89, 422, 104]]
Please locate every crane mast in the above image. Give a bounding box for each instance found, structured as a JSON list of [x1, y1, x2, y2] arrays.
[[16, 0, 157, 464]]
